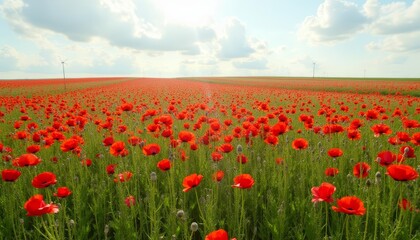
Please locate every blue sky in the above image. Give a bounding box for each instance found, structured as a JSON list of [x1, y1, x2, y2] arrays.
[[0, 0, 419, 79]]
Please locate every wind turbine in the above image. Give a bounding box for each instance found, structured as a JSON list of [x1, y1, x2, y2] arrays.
[[312, 62, 316, 78], [60, 58, 67, 91]]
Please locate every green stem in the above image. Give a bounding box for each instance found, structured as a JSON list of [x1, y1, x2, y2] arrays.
[[325, 203, 329, 238], [195, 189, 206, 231], [363, 200, 369, 240]]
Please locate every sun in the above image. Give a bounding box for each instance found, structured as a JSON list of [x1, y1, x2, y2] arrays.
[[155, 0, 218, 26]]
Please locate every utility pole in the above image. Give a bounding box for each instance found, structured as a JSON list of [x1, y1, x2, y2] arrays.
[[312, 62, 316, 78]]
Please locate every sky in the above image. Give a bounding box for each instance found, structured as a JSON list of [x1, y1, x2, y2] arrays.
[[0, 0, 420, 79]]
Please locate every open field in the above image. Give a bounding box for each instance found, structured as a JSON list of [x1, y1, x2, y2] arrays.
[[0, 77, 419, 239]]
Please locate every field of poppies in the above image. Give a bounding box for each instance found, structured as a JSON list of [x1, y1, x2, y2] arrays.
[[0, 77, 419, 240]]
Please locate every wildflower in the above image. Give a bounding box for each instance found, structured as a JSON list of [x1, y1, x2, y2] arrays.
[[24, 194, 59, 216], [32, 172, 57, 188], [106, 164, 117, 175], [311, 182, 336, 203], [376, 151, 396, 166], [54, 187, 72, 198], [292, 138, 308, 150], [143, 143, 161, 156], [12, 153, 41, 167], [232, 174, 255, 189], [212, 170, 224, 182], [182, 174, 203, 192], [332, 196, 366, 216], [110, 141, 129, 157], [386, 164, 418, 181], [157, 159, 171, 171], [178, 131, 195, 143], [327, 148, 343, 158], [125, 196, 136, 208], [324, 167, 339, 177], [205, 229, 229, 240], [114, 171, 133, 183], [353, 162, 371, 178], [1, 169, 21, 182]]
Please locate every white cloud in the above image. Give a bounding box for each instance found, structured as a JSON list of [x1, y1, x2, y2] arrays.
[[366, 32, 420, 52], [368, 0, 420, 35], [218, 18, 255, 59], [0, 0, 214, 54], [300, 0, 420, 53], [299, 0, 368, 43]]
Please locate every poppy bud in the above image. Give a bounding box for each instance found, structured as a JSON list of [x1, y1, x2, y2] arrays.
[[376, 157, 381, 164], [365, 179, 372, 187], [176, 210, 185, 219], [404, 147, 410, 155], [236, 144, 243, 154], [150, 172, 157, 181], [190, 222, 199, 232], [375, 171, 381, 184]]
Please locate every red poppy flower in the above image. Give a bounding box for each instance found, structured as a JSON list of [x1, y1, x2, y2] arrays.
[[400, 145, 415, 158], [324, 167, 339, 177], [178, 131, 195, 142], [26, 145, 41, 154], [211, 152, 223, 162], [292, 138, 308, 150], [143, 143, 161, 156], [32, 172, 57, 188], [236, 154, 248, 164], [271, 122, 288, 136], [125, 195, 136, 208], [218, 143, 234, 153], [110, 141, 129, 157], [205, 229, 229, 240], [212, 170, 224, 182], [376, 151, 396, 166], [311, 182, 336, 203], [327, 148, 343, 158], [12, 153, 41, 167], [353, 162, 371, 178], [386, 164, 418, 181], [332, 196, 366, 215], [114, 171, 133, 183], [120, 103, 133, 111], [411, 132, 420, 146], [106, 164, 117, 175], [54, 187, 72, 198], [347, 129, 361, 140], [127, 136, 141, 146], [264, 135, 279, 145], [60, 138, 80, 152], [24, 194, 59, 216], [399, 199, 415, 211], [81, 159, 92, 167], [396, 132, 411, 143], [1, 169, 21, 182], [232, 174, 255, 189], [157, 159, 171, 171], [182, 173, 203, 192], [102, 136, 114, 146], [371, 124, 392, 137]]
